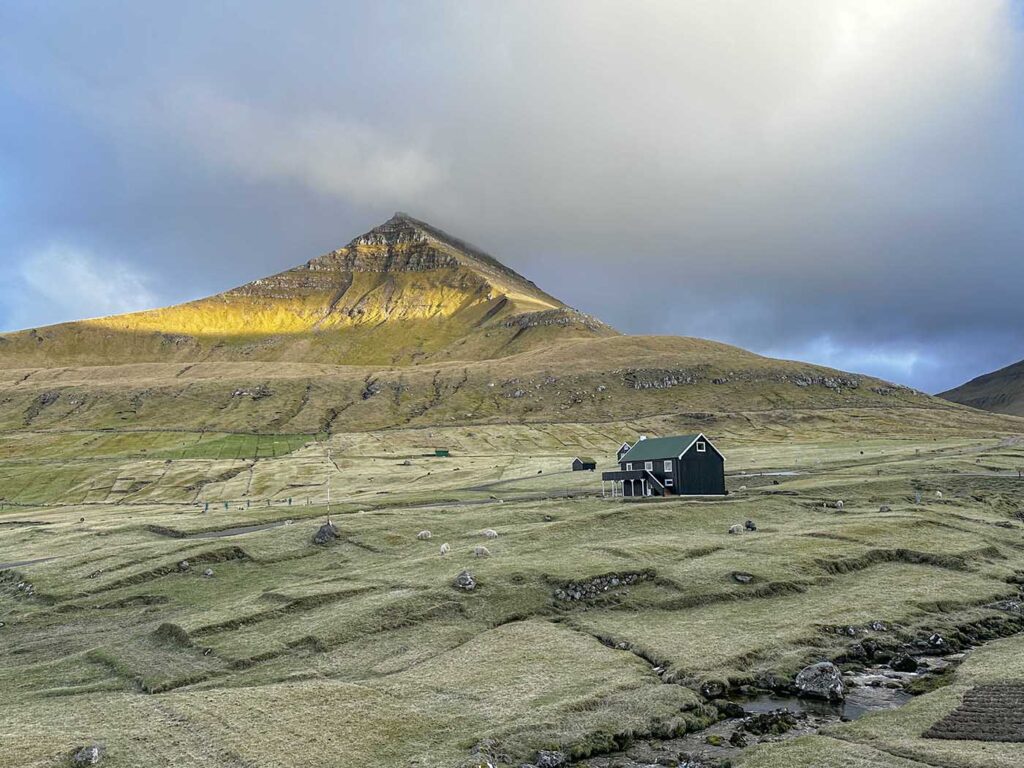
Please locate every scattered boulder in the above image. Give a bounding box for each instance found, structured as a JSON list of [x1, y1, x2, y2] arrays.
[[313, 520, 339, 545], [474, 545, 491, 558], [890, 654, 919, 672], [728, 730, 748, 747], [177, 560, 190, 572], [533, 751, 566, 768], [728, 524, 744, 535], [731, 571, 755, 584], [70, 744, 105, 766], [879, 505, 892, 513], [543, 515, 554, 522], [989, 599, 1024, 615], [869, 620, 889, 632], [416, 530, 432, 540], [202, 568, 214, 578], [739, 485, 747, 491], [439, 543, 451, 556], [699, 679, 727, 699], [935, 491, 943, 498], [744, 520, 757, 531], [772, 479, 780, 485], [742, 709, 799, 736], [453, 570, 476, 591], [481, 529, 498, 539], [795, 661, 845, 701]]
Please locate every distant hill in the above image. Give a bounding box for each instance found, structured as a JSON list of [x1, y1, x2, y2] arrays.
[[939, 358, 1024, 416], [0, 213, 614, 367]]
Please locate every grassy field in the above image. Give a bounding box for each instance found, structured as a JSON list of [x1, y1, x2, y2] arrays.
[[2, 405, 1024, 767]]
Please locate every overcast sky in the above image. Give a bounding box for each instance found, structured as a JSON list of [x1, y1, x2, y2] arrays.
[[2, 2, 1023, 393]]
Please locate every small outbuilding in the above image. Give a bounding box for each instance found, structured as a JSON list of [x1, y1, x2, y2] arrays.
[[602, 433, 726, 497], [434, 448, 450, 457], [571, 456, 597, 472]]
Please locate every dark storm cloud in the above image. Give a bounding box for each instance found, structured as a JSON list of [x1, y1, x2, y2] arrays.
[[2, 1, 1023, 392]]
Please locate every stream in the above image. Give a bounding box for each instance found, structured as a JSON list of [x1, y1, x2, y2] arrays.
[[575, 656, 956, 768]]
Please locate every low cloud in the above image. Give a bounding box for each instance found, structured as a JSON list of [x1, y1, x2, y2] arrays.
[[165, 88, 447, 205], [3, 245, 157, 331]]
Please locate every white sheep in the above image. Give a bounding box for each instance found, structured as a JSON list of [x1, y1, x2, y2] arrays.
[[728, 524, 743, 535], [416, 530, 432, 540], [481, 529, 498, 539], [836, 500, 844, 509], [739, 485, 747, 491], [474, 545, 491, 557], [439, 542, 451, 556], [935, 491, 943, 499]]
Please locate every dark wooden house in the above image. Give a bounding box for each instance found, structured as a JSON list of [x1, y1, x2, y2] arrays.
[[616, 442, 633, 461], [602, 433, 725, 497], [571, 456, 597, 472]]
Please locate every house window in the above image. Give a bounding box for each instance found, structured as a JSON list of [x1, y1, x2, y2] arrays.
[[664, 460, 672, 472], [625, 462, 632, 470], [644, 461, 653, 471], [696, 441, 706, 453], [665, 478, 674, 486]]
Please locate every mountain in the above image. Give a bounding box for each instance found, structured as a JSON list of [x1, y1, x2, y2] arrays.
[[1, 212, 1011, 435], [0, 213, 614, 367], [939, 358, 1024, 416]]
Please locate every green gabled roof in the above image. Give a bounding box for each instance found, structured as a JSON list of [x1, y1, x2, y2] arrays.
[[620, 435, 702, 463]]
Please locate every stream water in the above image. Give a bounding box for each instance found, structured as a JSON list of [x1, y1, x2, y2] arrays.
[[575, 659, 952, 768]]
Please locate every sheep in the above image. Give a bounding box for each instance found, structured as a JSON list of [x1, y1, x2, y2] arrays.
[[439, 543, 451, 556], [739, 485, 747, 491], [474, 545, 491, 557], [416, 530, 432, 540], [728, 524, 744, 535], [835, 500, 844, 509], [935, 491, 944, 499], [481, 529, 498, 539]]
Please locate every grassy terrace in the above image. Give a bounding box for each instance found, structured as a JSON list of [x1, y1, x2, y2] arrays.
[[2, 417, 1024, 767]]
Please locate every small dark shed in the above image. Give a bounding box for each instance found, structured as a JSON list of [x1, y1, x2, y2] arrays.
[[434, 448, 450, 457], [602, 433, 726, 497], [571, 456, 597, 472]]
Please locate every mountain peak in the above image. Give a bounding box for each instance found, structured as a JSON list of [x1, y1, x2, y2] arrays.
[[1, 214, 616, 367]]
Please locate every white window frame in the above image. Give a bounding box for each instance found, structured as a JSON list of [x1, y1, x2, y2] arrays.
[[625, 462, 632, 470], [665, 477, 674, 486], [664, 460, 672, 472], [644, 461, 653, 471], [696, 441, 706, 453]]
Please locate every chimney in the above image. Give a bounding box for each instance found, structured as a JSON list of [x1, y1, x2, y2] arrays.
[[639, 435, 647, 441]]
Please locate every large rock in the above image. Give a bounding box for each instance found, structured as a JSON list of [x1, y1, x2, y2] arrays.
[[453, 570, 476, 591], [533, 751, 566, 768], [313, 521, 339, 545], [71, 744, 105, 766], [795, 661, 845, 701], [890, 654, 919, 672]]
